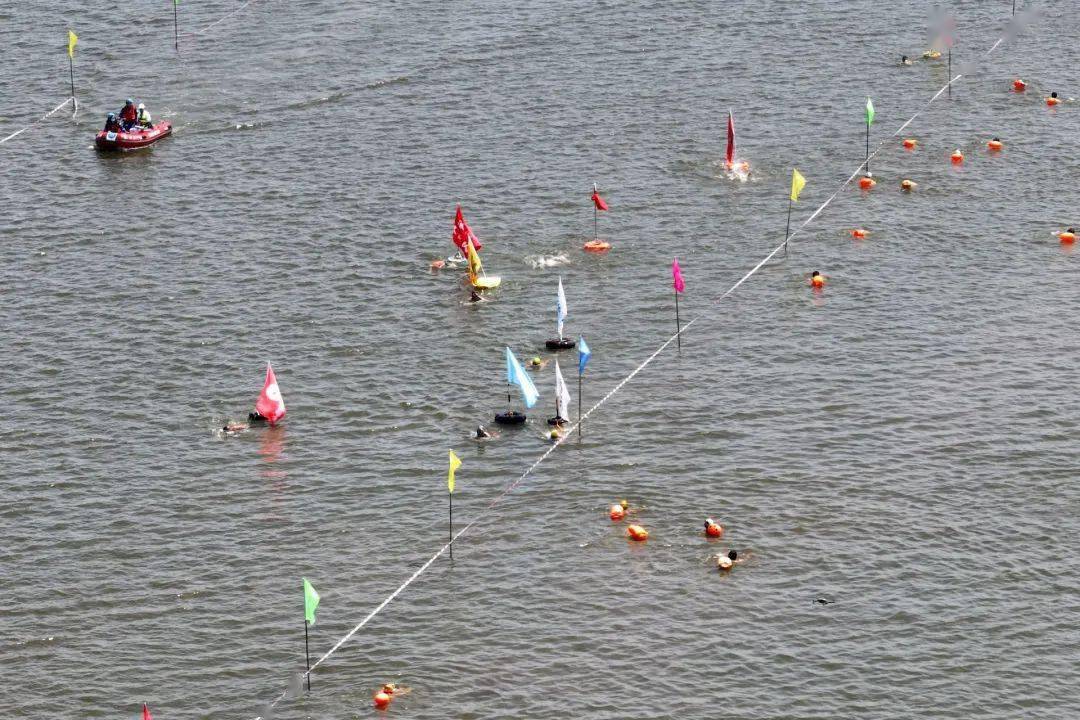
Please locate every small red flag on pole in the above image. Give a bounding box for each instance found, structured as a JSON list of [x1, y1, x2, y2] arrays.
[[591, 189, 608, 211], [143, 703, 153, 720]]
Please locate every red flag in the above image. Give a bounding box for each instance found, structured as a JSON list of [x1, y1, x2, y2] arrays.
[[452, 205, 482, 255], [143, 704, 153, 720], [255, 363, 286, 425], [726, 110, 736, 167], [591, 190, 608, 211], [672, 258, 686, 293]]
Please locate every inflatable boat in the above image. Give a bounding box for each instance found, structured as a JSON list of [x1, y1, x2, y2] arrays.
[[95, 121, 172, 151]]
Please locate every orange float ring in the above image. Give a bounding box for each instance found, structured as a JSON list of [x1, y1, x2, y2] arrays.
[[373, 692, 392, 709], [902, 138, 917, 150], [987, 139, 1003, 151], [609, 504, 626, 521], [1013, 79, 1026, 92], [1047, 97, 1061, 106], [627, 524, 649, 541], [1059, 232, 1076, 244], [851, 228, 869, 240], [950, 149, 963, 165], [858, 176, 876, 190], [583, 240, 611, 253]]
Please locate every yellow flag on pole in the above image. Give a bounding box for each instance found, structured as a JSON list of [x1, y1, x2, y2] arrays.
[[67, 30, 78, 59], [447, 450, 461, 493], [790, 169, 806, 202]]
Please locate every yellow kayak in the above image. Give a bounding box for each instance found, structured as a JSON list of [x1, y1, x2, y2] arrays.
[[470, 274, 501, 289]]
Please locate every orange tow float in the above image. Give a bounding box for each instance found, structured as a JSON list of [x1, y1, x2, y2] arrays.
[[373, 691, 392, 710], [704, 519, 723, 538], [950, 149, 964, 165], [583, 240, 611, 253], [902, 138, 918, 150], [609, 503, 626, 521], [1047, 92, 1061, 106], [858, 175, 876, 190], [810, 271, 825, 289], [1013, 78, 1027, 92], [627, 524, 649, 542], [851, 228, 869, 240], [987, 137, 1003, 152], [1058, 228, 1076, 244]]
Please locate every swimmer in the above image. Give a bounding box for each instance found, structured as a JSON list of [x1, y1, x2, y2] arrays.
[[474, 424, 500, 440], [221, 421, 249, 434], [248, 411, 267, 424], [468, 289, 483, 303], [922, 49, 941, 60], [430, 259, 446, 271], [548, 427, 565, 441], [900, 179, 917, 192], [900, 55, 912, 66], [527, 356, 549, 370], [716, 549, 746, 571], [382, 683, 411, 697], [810, 270, 826, 288], [1046, 91, 1062, 106]]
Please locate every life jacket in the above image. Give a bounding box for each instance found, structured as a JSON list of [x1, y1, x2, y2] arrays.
[[137, 109, 151, 125], [120, 105, 138, 122]]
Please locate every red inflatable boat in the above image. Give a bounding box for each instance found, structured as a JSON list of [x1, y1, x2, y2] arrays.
[[95, 121, 173, 151]]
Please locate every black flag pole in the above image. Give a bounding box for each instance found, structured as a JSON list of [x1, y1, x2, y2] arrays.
[[577, 373, 582, 439], [784, 195, 794, 257], [304, 620, 312, 691], [674, 288, 681, 350], [865, 119, 870, 174], [68, 54, 76, 111], [448, 490, 453, 560], [948, 48, 952, 98], [174, 1, 179, 51]]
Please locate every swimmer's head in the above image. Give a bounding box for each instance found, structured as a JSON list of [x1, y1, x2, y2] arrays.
[[811, 270, 821, 278], [549, 429, 560, 439], [993, 137, 1001, 142], [1051, 91, 1058, 98], [530, 357, 542, 366], [728, 550, 738, 561], [1068, 228, 1075, 234], [704, 518, 714, 528], [620, 499, 629, 510], [901, 55, 908, 62]]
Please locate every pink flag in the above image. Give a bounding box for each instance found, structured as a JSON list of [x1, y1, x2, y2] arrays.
[[255, 363, 286, 425], [452, 205, 482, 256], [672, 258, 685, 294], [143, 704, 153, 720]]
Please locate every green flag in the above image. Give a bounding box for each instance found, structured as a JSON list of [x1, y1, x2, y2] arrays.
[[865, 97, 875, 126], [303, 578, 320, 626]]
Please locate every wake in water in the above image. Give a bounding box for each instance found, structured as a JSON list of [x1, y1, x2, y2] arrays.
[[524, 252, 570, 269]]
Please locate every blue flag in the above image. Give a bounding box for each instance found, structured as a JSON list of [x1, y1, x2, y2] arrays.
[[505, 347, 539, 408], [577, 337, 591, 375]]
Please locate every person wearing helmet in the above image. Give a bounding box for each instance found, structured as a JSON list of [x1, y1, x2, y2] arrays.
[[103, 112, 122, 133], [119, 98, 138, 129], [136, 102, 152, 128]]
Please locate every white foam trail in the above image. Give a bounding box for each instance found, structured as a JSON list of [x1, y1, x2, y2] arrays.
[[0, 98, 74, 146], [253, 17, 1018, 719]]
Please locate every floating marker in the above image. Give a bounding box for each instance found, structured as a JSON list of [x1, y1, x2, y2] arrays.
[[1058, 229, 1076, 244], [858, 176, 876, 190], [950, 149, 964, 165], [627, 524, 649, 541], [1013, 78, 1026, 92], [987, 138, 1003, 151], [903, 138, 917, 150], [851, 228, 869, 240]]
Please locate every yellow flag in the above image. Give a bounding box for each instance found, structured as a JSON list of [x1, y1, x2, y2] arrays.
[[466, 240, 482, 276], [447, 450, 461, 493], [67, 30, 78, 59], [790, 168, 806, 202]]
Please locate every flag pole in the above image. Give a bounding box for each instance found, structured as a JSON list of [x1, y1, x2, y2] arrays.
[[865, 118, 870, 174], [304, 620, 312, 691], [784, 195, 793, 257], [68, 54, 76, 113], [948, 49, 952, 99], [174, 1, 179, 52], [674, 288, 681, 350], [577, 373, 582, 439], [448, 490, 453, 560]]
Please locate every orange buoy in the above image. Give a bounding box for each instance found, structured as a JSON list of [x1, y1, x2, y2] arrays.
[[627, 524, 649, 541], [609, 504, 626, 521], [950, 149, 963, 165], [987, 138, 1003, 151], [902, 138, 917, 150], [704, 519, 723, 538], [851, 228, 869, 240], [1013, 78, 1026, 92], [583, 240, 611, 253], [900, 179, 916, 192], [373, 691, 392, 709], [1059, 231, 1076, 244], [1047, 96, 1061, 106], [858, 176, 876, 190]]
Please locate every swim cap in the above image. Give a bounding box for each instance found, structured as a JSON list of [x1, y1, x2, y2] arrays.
[[107, 112, 116, 119], [126, 98, 134, 104], [138, 103, 145, 110]]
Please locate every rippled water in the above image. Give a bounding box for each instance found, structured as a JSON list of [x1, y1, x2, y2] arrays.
[[2, 1, 1078, 718]]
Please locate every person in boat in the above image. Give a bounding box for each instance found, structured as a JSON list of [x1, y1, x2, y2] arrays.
[[137, 103, 152, 128], [103, 112, 122, 133], [119, 98, 138, 130], [900, 55, 913, 65]]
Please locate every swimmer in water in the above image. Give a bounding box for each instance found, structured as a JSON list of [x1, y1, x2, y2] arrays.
[[248, 411, 267, 424], [810, 270, 826, 287], [527, 356, 549, 370], [468, 289, 483, 303], [548, 427, 565, 441], [474, 424, 500, 440], [900, 55, 913, 65], [222, 421, 249, 434], [922, 49, 941, 60], [717, 549, 747, 571], [430, 259, 446, 271]]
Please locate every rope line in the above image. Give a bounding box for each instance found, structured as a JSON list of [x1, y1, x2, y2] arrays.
[[0, 98, 74, 146], [254, 16, 1017, 718], [184, 0, 262, 37]]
